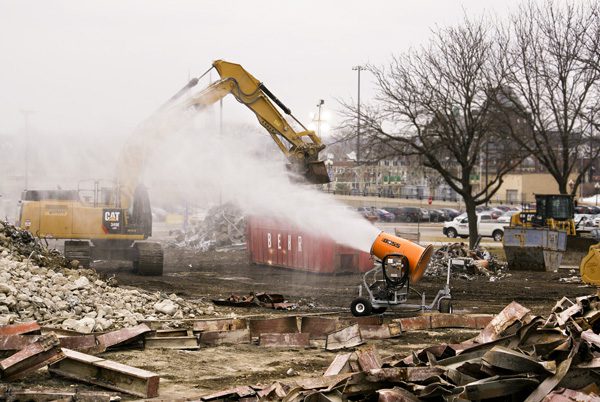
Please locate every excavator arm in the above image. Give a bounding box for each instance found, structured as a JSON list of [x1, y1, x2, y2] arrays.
[[184, 60, 328, 183], [116, 60, 330, 216]]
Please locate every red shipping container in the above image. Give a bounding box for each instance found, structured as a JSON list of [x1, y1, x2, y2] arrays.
[[246, 216, 374, 274]]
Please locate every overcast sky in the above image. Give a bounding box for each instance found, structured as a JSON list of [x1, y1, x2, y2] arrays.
[[1, 0, 528, 141]]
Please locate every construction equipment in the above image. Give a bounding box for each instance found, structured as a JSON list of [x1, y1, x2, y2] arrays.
[[350, 232, 452, 316], [18, 60, 329, 275], [505, 194, 597, 271]]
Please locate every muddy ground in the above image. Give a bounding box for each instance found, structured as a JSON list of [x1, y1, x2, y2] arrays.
[[10, 245, 598, 401]]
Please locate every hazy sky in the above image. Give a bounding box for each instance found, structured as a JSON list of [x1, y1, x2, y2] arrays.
[[1, 0, 527, 141]]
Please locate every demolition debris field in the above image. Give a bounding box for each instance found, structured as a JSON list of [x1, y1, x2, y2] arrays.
[[88, 247, 594, 399], [2, 221, 598, 401]]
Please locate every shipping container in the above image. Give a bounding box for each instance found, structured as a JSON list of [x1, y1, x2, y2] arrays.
[[246, 216, 374, 274]]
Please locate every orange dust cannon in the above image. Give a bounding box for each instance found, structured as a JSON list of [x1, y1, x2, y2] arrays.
[[350, 231, 452, 316]]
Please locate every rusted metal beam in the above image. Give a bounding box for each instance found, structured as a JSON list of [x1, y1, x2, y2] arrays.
[[258, 333, 309, 348], [0, 321, 41, 336], [198, 329, 251, 346], [248, 317, 298, 338], [0, 333, 65, 380], [0, 334, 39, 351], [366, 367, 446, 383], [48, 348, 160, 398], [483, 346, 556, 375], [474, 301, 530, 344], [193, 318, 247, 333], [96, 323, 151, 349], [153, 329, 193, 337], [324, 353, 353, 376], [144, 336, 199, 350], [198, 385, 256, 401], [326, 324, 364, 351], [0, 388, 117, 401], [356, 346, 382, 371], [300, 317, 338, 339], [358, 324, 402, 340]]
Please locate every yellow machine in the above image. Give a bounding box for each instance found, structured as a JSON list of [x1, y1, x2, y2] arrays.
[[18, 60, 329, 275], [509, 194, 576, 235]]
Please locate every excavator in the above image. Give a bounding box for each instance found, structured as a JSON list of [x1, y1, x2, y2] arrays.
[[18, 60, 330, 275]]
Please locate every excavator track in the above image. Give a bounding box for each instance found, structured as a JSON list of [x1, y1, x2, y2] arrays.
[[132, 242, 164, 276], [64, 240, 92, 268]]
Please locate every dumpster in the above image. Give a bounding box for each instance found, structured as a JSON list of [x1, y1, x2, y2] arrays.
[[503, 227, 567, 271]]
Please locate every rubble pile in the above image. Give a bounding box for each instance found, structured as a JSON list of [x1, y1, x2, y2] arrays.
[[427, 242, 509, 281], [204, 293, 600, 401], [0, 221, 215, 331], [171, 203, 246, 251], [0, 221, 68, 270]]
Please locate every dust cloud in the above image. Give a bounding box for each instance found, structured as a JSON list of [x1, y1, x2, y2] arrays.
[[142, 108, 381, 253]]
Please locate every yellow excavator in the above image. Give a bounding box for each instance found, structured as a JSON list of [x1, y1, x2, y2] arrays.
[[18, 60, 329, 275]]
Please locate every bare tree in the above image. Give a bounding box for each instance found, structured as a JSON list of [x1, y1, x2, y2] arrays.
[[501, 0, 600, 195], [342, 17, 529, 248]]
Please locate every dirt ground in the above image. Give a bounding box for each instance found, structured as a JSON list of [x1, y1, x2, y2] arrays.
[[10, 245, 598, 401]]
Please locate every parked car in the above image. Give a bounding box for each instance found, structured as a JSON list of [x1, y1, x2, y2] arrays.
[[393, 207, 422, 222], [439, 208, 461, 220], [357, 207, 378, 222], [419, 208, 430, 222], [497, 210, 517, 224], [374, 208, 395, 222], [442, 213, 506, 241], [429, 209, 449, 222]]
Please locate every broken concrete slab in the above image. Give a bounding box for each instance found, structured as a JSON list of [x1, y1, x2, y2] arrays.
[[198, 328, 251, 346], [48, 348, 160, 398], [325, 324, 364, 351], [259, 333, 310, 348], [0, 333, 65, 380], [248, 316, 298, 338]]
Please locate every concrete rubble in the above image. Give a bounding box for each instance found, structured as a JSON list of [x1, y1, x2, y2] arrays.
[[0, 221, 216, 332], [428, 242, 509, 281], [170, 203, 246, 251]]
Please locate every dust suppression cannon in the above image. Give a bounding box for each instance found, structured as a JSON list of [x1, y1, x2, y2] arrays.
[[350, 232, 453, 316]]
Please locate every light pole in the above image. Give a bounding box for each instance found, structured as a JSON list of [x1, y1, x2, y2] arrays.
[[316, 99, 324, 136], [352, 66, 365, 164]]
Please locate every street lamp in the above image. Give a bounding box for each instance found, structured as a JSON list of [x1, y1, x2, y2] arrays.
[[316, 99, 324, 136], [352, 66, 365, 163]]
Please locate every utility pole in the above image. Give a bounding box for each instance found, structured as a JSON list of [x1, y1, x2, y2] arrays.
[[352, 66, 365, 163], [316, 99, 324, 136], [20, 110, 35, 190]]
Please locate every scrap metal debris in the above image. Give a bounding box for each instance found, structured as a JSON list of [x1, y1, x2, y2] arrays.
[[212, 292, 297, 310], [428, 242, 509, 281], [170, 203, 246, 251], [196, 292, 600, 401]]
